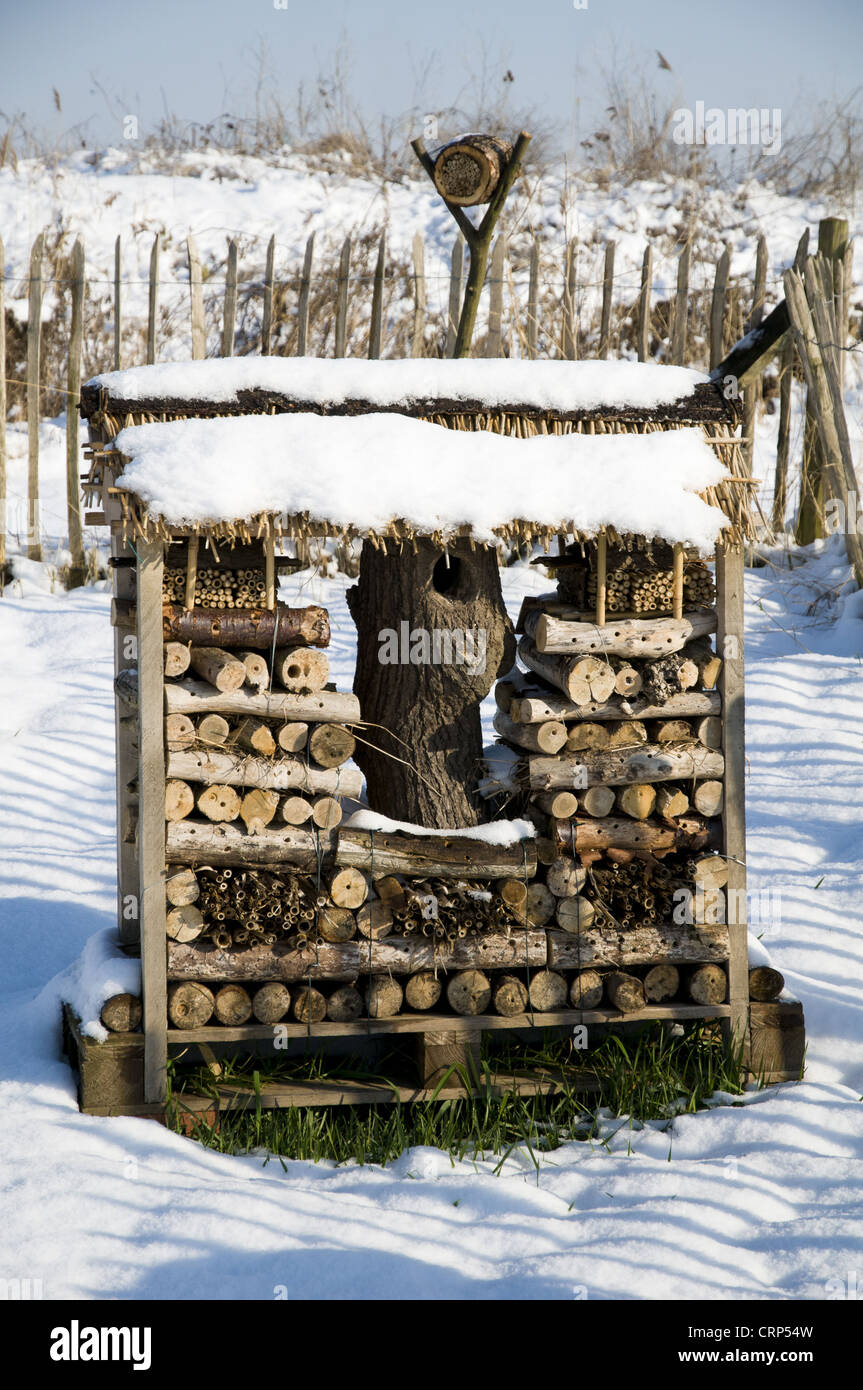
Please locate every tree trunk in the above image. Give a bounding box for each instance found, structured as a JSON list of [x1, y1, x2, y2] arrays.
[[347, 537, 515, 827]]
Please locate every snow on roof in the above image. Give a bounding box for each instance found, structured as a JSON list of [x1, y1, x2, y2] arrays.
[[113, 412, 731, 551], [89, 356, 710, 413]]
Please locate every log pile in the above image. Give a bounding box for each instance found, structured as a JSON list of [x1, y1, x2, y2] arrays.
[[548, 538, 715, 615]]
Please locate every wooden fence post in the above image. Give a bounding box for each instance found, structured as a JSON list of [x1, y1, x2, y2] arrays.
[[296, 231, 315, 356], [446, 235, 464, 358], [221, 238, 238, 357], [796, 217, 848, 544], [187, 235, 205, 360], [334, 235, 351, 357], [113, 235, 122, 371], [526, 237, 539, 359], [671, 240, 691, 365], [598, 241, 615, 359], [146, 231, 160, 365], [772, 335, 793, 534], [368, 230, 386, 359], [709, 243, 731, 372], [65, 238, 86, 589], [137, 535, 168, 1103], [261, 234, 275, 355], [637, 243, 652, 362], [0, 234, 5, 577], [410, 233, 426, 358], [486, 235, 506, 356], [26, 231, 44, 562], [562, 238, 577, 360], [741, 234, 768, 475]]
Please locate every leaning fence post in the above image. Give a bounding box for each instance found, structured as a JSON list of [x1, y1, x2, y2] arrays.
[[27, 230, 44, 561], [66, 238, 86, 588]]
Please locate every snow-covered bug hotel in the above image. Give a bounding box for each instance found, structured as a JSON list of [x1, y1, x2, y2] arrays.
[[66, 355, 803, 1116]]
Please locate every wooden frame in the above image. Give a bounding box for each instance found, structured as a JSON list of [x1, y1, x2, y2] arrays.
[[715, 543, 749, 1051]]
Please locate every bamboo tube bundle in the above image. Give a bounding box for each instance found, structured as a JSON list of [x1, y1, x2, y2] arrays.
[[162, 566, 267, 609]]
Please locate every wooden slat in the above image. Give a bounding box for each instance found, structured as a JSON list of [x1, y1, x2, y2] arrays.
[[368, 230, 386, 359], [296, 231, 314, 356], [710, 243, 731, 371], [563, 237, 577, 360], [526, 237, 539, 358], [221, 238, 238, 357], [410, 232, 425, 358], [113, 234, 122, 370], [26, 230, 44, 561], [147, 231, 160, 364], [187, 235, 205, 360], [446, 235, 464, 358], [137, 536, 168, 1103], [715, 543, 749, 1050], [637, 242, 652, 362], [671, 240, 691, 365], [261, 233, 275, 355], [598, 241, 615, 359], [65, 238, 86, 588], [334, 234, 351, 357], [486, 234, 506, 356]]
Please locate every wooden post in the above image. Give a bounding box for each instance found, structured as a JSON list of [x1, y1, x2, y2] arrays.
[[595, 530, 607, 626], [221, 238, 238, 357], [147, 232, 160, 364], [741, 235, 768, 476], [598, 241, 615, 359], [186, 235, 205, 360], [709, 243, 732, 372], [334, 235, 351, 357], [410, 232, 425, 358], [796, 217, 848, 544], [486, 235, 506, 356], [672, 543, 684, 620], [137, 536, 168, 1103], [296, 231, 314, 356], [446, 235, 464, 357], [368, 230, 386, 359], [26, 231, 43, 562], [65, 238, 86, 589], [261, 234, 275, 355], [0, 233, 6, 575], [184, 534, 198, 609], [772, 335, 793, 534], [715, 542, 749, 1053], [265, 528, 276, 610], [671, 240, 691, 365], [637, 243, 652, 362], [562, 238, 577, 360], [526, 237, 539, 359], [113, 235, 122, 371]]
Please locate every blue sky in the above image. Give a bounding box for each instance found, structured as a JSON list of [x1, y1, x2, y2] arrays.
[[1, 0, 861, 152]]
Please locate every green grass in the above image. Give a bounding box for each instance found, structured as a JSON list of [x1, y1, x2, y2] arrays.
[[166, 1022, 750, 1168]]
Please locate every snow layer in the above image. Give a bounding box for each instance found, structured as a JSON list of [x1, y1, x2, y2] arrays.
[[343, 811, 535, 845], [90, 356, 709, 411], [114, 414, 730, 550]]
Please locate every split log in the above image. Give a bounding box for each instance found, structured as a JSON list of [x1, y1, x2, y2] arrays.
[[530, 743, 724, 791], [356, 898, 394, 939], [252, 982, 292, 1024], [545, 857, 587, 898], [569, 971, 604, 1009], [544, 928, 728, 973], [275, 646, 330, 693], [447, 970, 491, 1016], [240, 788, 280, 834], [533, 790, 580, 819], [749, 966, 785, 1002], [311, 795, 342, 830], [405, 971, 443, 1011], [238, 650, 269, 691], [163, 603, 329, 650], [165, 867, 199, 906], [526, 609, 716, 657], [165, 679, 360, 724], [579, 787, 616, 818], [280, 795, 313, 825], [165, 904, 205, 942], [197, 784, 242, 823], [277, 722, 309, 753], [493, 709, 567, 755], [510, 687, 720, 725], [693, 780, 724, 816], [197, 713, 230, 745], [433, 133, 513, 206], [164, 642, 191, 678], [366, 977, 404, 1019], [641, 653, 699, 704], [100, 994, 142, 1032], [499, 878, 528, 912], [692, 854, 729, 890], [374, 876, 407, 910], [644, 963, 680, 1002], [617, 784, 656, 820], [528, 970, 567, 1012], [654, 719, 693, 744], [168, 750, 364, 798], [308, 723, 356, 768], [565, 723, 609, 752], [654, 785, 690, 819], [188, 646, 246, 693], [167, 981, 214, 1029], [213, 984, 252, 1026], [494, 672, 522, 713], [696, 716, 722, 749], [606, 720, 647, 749], [326, 985, 364, 1022], [165, 713, 195, 751], [555, 895, 596, 933], [293, 986, 327, 1023], [493, 974, 529, 1017], [165, 779, 195, 822], [551, 814, 720, 856], [329, 867, 369, 909], [606, 971, 646, 1013], [234, 718, 277, 757], [688, 963, 727, 1005], [526, 882, 555, 926], [316, 905, 356, 942]]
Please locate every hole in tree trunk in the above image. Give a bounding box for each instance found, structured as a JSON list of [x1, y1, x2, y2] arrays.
[[431, 553, 463, 597]]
